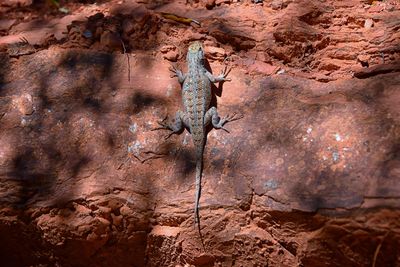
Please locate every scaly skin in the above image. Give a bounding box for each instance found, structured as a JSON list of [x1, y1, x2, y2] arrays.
[[155, 41, 241, 247]]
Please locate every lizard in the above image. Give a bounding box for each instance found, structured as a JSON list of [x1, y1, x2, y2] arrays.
[[154, 41, 242, 243]]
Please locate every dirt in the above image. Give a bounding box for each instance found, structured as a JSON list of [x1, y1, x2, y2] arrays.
[[0, 0, 400, 266]]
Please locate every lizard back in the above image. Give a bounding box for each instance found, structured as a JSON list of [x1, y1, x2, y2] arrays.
[[182, 41, 212, 148]]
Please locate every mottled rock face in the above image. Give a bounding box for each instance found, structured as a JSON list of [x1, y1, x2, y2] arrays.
[[0, 0, 400, 266]]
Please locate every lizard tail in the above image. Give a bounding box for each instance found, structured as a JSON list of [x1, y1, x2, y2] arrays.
[[194, 145, 205, 250], [194, 146, 203, 226]]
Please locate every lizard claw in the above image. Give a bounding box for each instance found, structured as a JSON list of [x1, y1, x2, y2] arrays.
[[170, 63, 186, 84], [169, 66, 178, 78], [152, 116, 177, 139], [152, 116, 170, 131], [220, 126, 230, 133], [169, 64, 183, 77], [216, 65, 232, 82], [224, 112, 244, 122], [164, 131, 175, 140], [216, 112, 244, 131]]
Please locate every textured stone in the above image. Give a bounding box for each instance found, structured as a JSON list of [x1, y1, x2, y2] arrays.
[[13, 93, 34, 115], [205, 45, 226, 60], [163, 50, 179, 62], [0, 19, 16, 31], [100, 31, 121, 51], [364, 18, 374, 29], [205, 0, 216, 9], [0, 0, 399, 266], [1, 0, 32, 7]]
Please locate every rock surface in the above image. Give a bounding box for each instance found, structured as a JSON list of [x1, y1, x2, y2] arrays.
[[0, 0, 399, 266]]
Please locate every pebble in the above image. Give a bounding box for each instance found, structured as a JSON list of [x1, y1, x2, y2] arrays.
[[15, 93, 34, 115], [120, 205, 133, 216], [364, 18, 374, 29]]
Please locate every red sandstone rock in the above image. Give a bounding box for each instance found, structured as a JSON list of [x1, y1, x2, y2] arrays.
[[0, 0, 399, 266], [13, 93, 34, 115], [100, 31, 122, 51], [247, 60, 279, 75], [205, 0, 216, 9], [1, 0, 32, 7], [205, 45, 226, 60]]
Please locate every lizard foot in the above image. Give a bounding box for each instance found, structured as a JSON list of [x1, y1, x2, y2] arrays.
[[169, 64, 183, 78], [152, 116, 170, 130], [217, 112, 244, 133], [152, 116, 177, 139], [216, 64, 232, 82]]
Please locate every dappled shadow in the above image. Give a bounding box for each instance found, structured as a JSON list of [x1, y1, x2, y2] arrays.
[[0, 0, 399, 265], [0, 54, 11, 96], [249, 71, 400, 212], [131, 91, 161, 114], [0, 31, 172, 208], [0, 41, 164, 267], [204, 58, 225, 108], [205, 70, 400, 265], [230, 69, 400, 266], [178, 148, 196, 178], [0, 217, 51, 267], [8, 146, 58, 206]]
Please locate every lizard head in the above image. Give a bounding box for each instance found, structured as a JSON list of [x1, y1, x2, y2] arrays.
[[187, 41, 204, 65]]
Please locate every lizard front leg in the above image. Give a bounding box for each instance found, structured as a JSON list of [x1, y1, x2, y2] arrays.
[[153, 110, 189, 139], [205, 65, 231, 83], [169, 65, 186, 84], [204, 107, 243, 132]]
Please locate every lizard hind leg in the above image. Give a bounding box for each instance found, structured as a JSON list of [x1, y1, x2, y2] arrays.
[[152, 110, 187, 139], [204, 107, 243, 133]]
